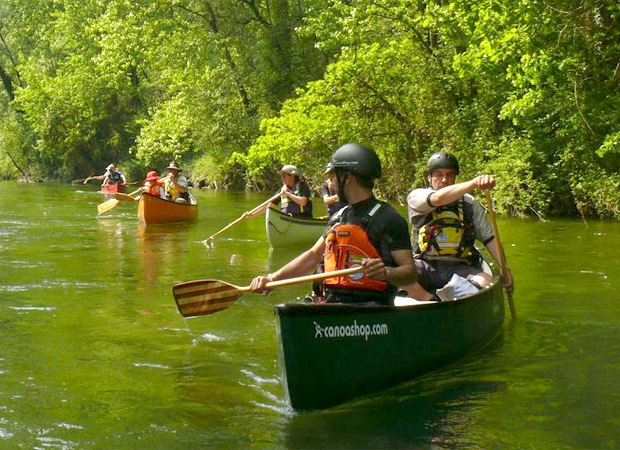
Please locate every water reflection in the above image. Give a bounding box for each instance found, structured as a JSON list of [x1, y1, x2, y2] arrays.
[[138, 223, 194, 283], [283, 335, 507, 448]]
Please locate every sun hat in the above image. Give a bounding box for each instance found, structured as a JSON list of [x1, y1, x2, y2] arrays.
[[167, 161, 182, 171], [106, 164, 116, 170], [146, 170, 159, 182]]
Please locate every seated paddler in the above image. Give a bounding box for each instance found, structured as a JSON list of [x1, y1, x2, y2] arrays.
[[400, 151, 514, 301], [249, 143, 417, 306]]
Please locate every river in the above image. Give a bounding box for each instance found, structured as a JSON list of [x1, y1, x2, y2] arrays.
[[0, 181, 618, 449]]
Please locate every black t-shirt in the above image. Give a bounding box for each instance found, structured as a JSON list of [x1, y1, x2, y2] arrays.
[[326, 196, 411, 267], [323, 196, 411, 303]]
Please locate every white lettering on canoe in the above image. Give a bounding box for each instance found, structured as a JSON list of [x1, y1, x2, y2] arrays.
[[313, 320, 388, 341]]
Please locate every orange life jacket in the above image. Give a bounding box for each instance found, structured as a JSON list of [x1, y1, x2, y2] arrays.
[[145, 181, 163, 196], [323, 204, 389, 293]]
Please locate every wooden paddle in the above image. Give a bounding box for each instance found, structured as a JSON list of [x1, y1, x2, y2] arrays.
[[114, 191, 142, 202], [484, 190, 516, 319], [97, 188, 142, 215], [202, 192, 281, 244], [71, 176, 93, 184], [173, 266, 364, 317]]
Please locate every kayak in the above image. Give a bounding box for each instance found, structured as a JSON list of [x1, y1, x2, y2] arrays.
[[274, 257, 505, 410], [265, 207, 328, 248], [138, 193, 198, 225]]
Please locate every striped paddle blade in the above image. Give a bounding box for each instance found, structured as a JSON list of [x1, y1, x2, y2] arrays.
[[172, 279, 249, 317]]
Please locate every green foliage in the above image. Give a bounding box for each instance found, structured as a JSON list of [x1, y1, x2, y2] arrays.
[[0, 0, 619, 217]]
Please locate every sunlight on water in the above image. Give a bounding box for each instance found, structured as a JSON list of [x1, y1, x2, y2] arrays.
[[0, 182, 618, 448]]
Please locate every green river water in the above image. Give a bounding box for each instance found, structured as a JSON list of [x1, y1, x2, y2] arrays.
[[1, 181, 619, 449]]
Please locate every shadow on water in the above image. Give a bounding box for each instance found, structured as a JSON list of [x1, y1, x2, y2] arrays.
[[282, 334, 507, 449]]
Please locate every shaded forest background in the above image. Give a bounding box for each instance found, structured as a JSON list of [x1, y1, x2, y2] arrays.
[[0, 0, 618, 218]]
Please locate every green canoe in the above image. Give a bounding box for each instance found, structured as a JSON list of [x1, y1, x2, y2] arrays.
[[274, 270, 505, 410], [265, 206, 328, 249]]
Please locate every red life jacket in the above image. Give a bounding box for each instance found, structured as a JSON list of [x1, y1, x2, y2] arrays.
[[323, 204, 388, 293]]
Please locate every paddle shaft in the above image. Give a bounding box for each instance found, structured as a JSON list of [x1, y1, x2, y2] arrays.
[[115, 189, 143, 202], [173, 266, 366, 317], [124, 188, 143, 198], [236, 266, 364, 293], [484, 190, 516, 319], [205, 192, 281, 242]]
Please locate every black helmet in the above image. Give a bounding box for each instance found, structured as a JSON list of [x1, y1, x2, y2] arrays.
[[330, 143, 382, 180], [427, 151, 459, 174]]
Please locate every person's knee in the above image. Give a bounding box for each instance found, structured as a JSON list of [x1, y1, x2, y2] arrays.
[[399, 283, 434, 301], [469, 273, 493, 288]]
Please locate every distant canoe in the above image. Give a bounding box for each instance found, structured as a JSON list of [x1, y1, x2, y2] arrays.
[[275, 257, 505, 410], [265, 207, 328, 249], [101, 183, 126, 195], [138, 193, 198, 225]]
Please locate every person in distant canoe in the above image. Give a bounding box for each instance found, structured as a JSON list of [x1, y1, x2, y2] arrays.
[[163, 161, 190, 204], [84, 164, 126, 188], [400, 151, 514, 301], [249, 143, 417, 306], [143, 170, 165, 198], [321, 162, 344, 218], [246, 164, 314, 219]]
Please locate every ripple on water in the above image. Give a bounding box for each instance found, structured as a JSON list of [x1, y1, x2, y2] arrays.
[[132, 362, 171, 370], [9, 306, 57, 312], [193, 333, 225, 344]]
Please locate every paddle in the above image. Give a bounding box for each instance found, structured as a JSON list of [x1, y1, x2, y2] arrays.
[[173, 266, 363, 317], [114, 191, 142, 202], [484, 190, 516, 319], [71, 176, 93, 184], [202, 192, 281, 244], [97, 188, 142, 215]]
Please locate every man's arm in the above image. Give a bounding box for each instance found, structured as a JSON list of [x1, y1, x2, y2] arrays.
[[364, 249, 416, 286], [430, 175, 495, 207], [250, 237, 325, 292]]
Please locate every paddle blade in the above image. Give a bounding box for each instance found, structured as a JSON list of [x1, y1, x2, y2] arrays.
[[173, 279, 245, 317], [97, 199, 120, 215]]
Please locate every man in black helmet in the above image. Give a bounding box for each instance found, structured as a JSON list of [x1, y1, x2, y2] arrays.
[[401, 151, 514, 301], [250, 143, 417, 305]]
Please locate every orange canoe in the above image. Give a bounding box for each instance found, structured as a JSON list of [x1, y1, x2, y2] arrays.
[[138, 193, 198, 225]]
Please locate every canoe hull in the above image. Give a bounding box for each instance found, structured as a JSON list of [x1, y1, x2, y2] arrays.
[[101, 183, 125, 195], [265, 207, 328, 248], [138, 193, 198, 225], [275, 281, 504, 410]]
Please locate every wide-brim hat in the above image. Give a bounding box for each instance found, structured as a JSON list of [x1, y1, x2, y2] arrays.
[[106, 164, 116, 170], [324, 162, 334, 174], [166, 161, 181, 171], [279, 164, 300, 176], [146, 170, 159, 181]]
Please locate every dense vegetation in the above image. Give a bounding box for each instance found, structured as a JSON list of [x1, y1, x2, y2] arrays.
[[0, 0, 618, 217]]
